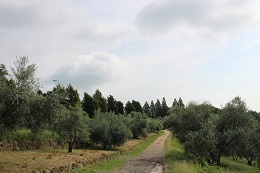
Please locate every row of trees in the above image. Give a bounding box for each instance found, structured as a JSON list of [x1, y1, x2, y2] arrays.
[[0, 57, 163, 152], [82, 90, 185, 119], [163, 97, 260, 167]]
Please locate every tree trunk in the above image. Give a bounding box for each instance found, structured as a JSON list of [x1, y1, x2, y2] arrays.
[[246, 157, 253, 165], [210, 152, 221, 166], [68, 141, 74, 153]]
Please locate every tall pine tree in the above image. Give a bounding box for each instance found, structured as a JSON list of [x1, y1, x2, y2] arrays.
[[150, 101, 155, 118], [82, 92, 98, 118], [132, 100, 143, 113], [107, 95, 118, 113], [143, 101, 150, 117], [93, 89, 108, 113], [161, 97, 169, 117], [154, 99, 162, 118]]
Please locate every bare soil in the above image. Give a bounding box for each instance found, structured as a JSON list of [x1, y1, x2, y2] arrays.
[[115, 130, 170, 173]]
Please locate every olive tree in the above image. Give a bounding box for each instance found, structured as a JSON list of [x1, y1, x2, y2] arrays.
[[53, 106, 89, 152], [89, 112, 131, 149]]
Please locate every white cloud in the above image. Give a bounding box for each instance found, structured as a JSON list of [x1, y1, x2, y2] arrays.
[[136, 0, 260, 38], [47, 52, 127, 90]]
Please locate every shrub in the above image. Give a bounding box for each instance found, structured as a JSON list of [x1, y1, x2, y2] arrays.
[[89, 112, 131, 149], [130, 112, 148, 138]]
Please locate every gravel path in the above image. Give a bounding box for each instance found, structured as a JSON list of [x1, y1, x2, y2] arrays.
[[115, 130, 170, 173]]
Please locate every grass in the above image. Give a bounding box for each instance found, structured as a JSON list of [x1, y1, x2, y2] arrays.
[[164, 132, 197, 173], [72, 130, 165, 173], [164, 132, 260, 173]]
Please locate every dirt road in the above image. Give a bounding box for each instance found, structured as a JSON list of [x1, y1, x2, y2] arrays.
[[115, 130, 170, 173]]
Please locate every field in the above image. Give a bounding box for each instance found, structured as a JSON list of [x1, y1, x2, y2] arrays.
[[164, 132, 260, 173], [0, 132, 161, 173]]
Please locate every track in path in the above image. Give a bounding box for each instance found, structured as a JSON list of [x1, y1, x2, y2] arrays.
[[115, 130, 170, 173]]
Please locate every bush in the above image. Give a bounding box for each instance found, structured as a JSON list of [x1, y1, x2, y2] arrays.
[[130, 112, 148, 138], [147, 118, 163, 133], [89, 112, 131, 149]]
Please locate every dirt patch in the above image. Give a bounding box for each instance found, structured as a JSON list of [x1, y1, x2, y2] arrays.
[[115, 130, 170, 173], [0, 133, 157, 173]]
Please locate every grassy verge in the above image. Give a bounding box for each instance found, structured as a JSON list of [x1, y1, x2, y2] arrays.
[[164, 132, 197, 173], [72, 130, 165, 173], [164, 132, 260, 173]]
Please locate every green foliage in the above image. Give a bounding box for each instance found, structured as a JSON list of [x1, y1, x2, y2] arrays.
[[107, 95, 118, 114], [3, 129, 59, 141], [116, 101, 124, 115], [130, 112, 148, 138], [82, 92, 98, 118], [66, 84, 81, 108], [132, 100, 143, 113], [150, 100, 156, 118], [89, 112, 131, 149], [178, 97, 185, 108], [161, 97, 169, 117], [165, 132, 260, 173], [0, 76, 29, 133], [11, 56, 40, 92], [52, 106, 89, 152], [143, 101, 150, 117], [147, 118, 163, 133], [93, 89, 108, 113], [25, 93, 60, 134], [167, 97, 260, 168], [154, 99, 162, 118], [125, 101, 135, 114]]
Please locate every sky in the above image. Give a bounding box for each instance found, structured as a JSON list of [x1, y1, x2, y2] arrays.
[[1, 0, 260, 111]]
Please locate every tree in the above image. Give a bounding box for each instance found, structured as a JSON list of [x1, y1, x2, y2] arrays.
[[172, 98, 178, 108], [215, 96, 253, 164], [0, 76, 25, 136], [52, 84, 70, 108], [11, 56, 40, 92], [82, 92, 98, 119], [107, 95, 118, 113], [132, 100, 143, 113], [116, 101, 124, 115], [150, 101, 155, 118], [0, 64, 8, 82], [93, 89, 108, 113], [1, 58, 41, 135], [89, 112, 131, 149], [143, 101, 150, 117], [66, 84, 80, 108], [53, 106, 89, 152], [147, 118, 163, 132], [178, 97, 185, 108], [154, 99, 162, 118], [161, 97, 169, 117], [25, 93, 60, 134], [125, 101, 135, 114], [130, 112, 148, 138]]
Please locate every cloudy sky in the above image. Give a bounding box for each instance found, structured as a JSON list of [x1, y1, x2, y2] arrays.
[[1, 0, 260, 111]]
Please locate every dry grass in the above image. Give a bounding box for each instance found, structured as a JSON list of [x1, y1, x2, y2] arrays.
[[0, 134, 156, 173]]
